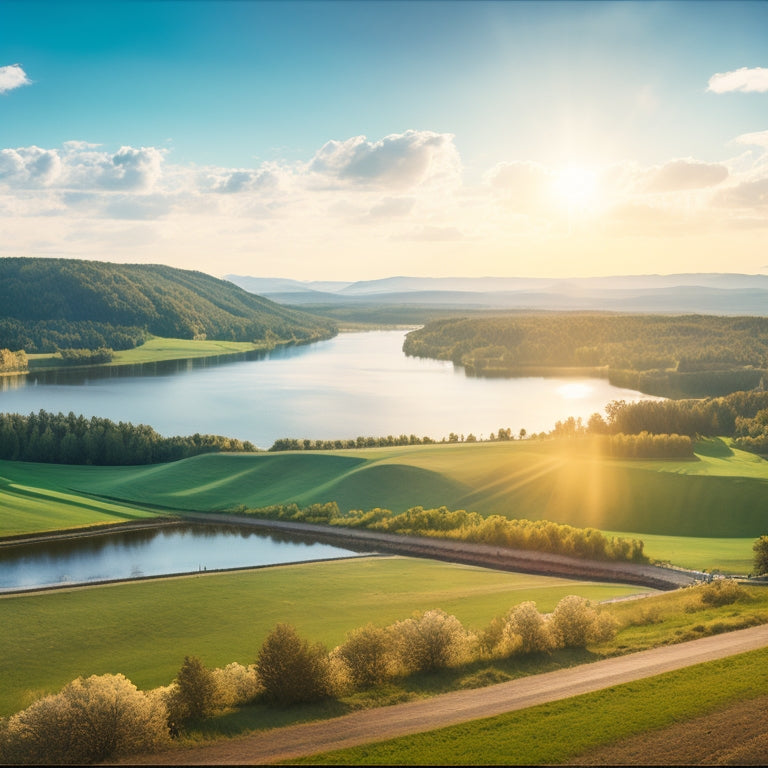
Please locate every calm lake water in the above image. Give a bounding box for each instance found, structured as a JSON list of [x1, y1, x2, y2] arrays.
[[0, 329, 660, 449], [0, 525, 364, 592], [0, 330, 663, 589]]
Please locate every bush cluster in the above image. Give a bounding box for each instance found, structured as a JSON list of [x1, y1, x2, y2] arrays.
[[241, 502, 646, 563], [0, 348, 28, 373], [57, 347, 114, 365]]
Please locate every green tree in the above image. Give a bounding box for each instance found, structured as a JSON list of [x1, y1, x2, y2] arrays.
[[256, 624, 332, 706], [550, 595, 616, 648], [172, 655, 218, 722], [754, 536, 768, 576], [335, 623, 398, 688]]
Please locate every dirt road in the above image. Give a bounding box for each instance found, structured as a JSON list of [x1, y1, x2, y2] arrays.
[[122, 623, 768, 765]]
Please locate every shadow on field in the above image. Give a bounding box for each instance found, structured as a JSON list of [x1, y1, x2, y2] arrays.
[[694, 437, 734, 458]]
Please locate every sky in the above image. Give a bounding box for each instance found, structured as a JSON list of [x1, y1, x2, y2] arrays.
[[1, 0, 767, 281]]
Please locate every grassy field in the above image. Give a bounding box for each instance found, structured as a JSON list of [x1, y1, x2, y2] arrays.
[[293, 645, 768, 765], [0, 471, 160, 536], [0, 558, 654, 717], [27, 337, 262, 370], [1, 436, 765, 571]]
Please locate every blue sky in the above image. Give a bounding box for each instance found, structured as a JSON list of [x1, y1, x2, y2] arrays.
[[1, 0, 767, 279]]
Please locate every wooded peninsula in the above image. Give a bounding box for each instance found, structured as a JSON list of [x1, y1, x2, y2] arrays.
[[404, 314, 768, 398]]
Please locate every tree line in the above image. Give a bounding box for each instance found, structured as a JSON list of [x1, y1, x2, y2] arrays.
[[0, 411, 256, 465], [235, 502, 647, 563], [403, 314, 768, 398]]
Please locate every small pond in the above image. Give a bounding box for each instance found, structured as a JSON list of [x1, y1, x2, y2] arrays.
[[0, 524, 366, 592]]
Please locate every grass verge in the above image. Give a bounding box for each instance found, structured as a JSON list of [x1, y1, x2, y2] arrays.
[[289, 645, 768, 765]]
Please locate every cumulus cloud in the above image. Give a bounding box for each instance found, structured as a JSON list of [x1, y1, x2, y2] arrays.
[[0, 64, 31, 94], [0, 143, 166, 192], [716, 177, 768, 209], [0, 146, 61, 185], [641, 159, 729, 192], [97, 146, 165, 190], [735, 130, 768, 148], [308, 129, 460, 188], [708, 67, 768, 94]]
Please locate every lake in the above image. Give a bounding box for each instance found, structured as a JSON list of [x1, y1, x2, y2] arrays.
[[0, 330, 660, 449], [0, 525, 365, 592]]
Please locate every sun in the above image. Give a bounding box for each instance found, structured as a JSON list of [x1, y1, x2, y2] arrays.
[[552, 166, 600, 212]]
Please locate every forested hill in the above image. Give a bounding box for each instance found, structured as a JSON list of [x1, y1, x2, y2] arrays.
[[404, 314, 768, 398], [0, 258, 336, 353]]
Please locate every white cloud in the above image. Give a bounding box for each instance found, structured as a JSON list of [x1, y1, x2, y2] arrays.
[[735, 130, 768, 148], [641, 159, 729, 192], [707, 67, 768, 94], [308, 130, 460, 188], [0, 146, 62, 185], [0, 64, 31, 94]]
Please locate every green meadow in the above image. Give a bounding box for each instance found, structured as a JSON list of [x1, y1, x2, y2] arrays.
[[0, 558, 653, 717], [2, 436, 766, 571], [27, 337, 261, 370]]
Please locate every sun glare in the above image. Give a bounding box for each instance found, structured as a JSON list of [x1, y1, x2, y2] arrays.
[[552, 166, 600, 212]]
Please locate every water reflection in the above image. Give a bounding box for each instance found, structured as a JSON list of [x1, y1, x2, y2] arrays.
[[0, 524, 364, 592]]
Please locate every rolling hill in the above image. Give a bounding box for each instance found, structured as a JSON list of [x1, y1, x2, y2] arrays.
[[0, 258, 336, 352]]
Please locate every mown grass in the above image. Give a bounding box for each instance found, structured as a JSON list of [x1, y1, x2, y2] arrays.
[[291, 645, 768, 765], [604, 530, 756, 574], [2, 436, 767, 570], [0, 473, 159, 536], [0, 557, 652, 717], [27, 337, 261, 370]]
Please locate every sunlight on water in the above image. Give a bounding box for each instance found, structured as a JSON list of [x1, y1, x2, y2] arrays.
[[557, 382, 594, 399]]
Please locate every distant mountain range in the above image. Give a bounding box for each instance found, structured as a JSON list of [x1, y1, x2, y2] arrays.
[[225, 274, 768, 315]]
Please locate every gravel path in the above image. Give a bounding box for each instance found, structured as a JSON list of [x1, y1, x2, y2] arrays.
[[120, 623, 768, 765]]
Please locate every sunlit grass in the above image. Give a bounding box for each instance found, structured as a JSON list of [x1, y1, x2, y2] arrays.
[[27, 336, 261, 370]]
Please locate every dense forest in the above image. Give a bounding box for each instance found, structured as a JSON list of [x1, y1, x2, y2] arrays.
[[403, 314, 768, 398], [0, 258, 336, 353], [0, 411, 256, 465]]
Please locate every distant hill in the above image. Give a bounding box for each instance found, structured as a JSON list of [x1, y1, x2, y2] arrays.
[[0, 258, 336, 353], [225, 273, 768, 315]]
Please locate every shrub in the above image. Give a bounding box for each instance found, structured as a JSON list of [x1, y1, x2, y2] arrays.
[[753, 535, 768, 576], [256, 624, 333, 706], [0, 674, 169, 765], [390, 609, 475, 674], [210, 662, 262, 709], [503, 601, 556, 654], [335, 623, 399, 688], [550, 595, 617, 648], [700, 579, 748, 607]]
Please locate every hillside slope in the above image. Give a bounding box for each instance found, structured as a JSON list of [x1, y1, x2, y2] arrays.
[[10, 438, 767, 539], [0, 258, 336, 352]]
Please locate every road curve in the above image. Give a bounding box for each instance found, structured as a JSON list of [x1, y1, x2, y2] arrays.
[[120, 623, 768, 766]]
